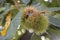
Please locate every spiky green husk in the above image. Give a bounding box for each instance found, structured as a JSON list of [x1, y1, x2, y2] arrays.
[[21, 6, 49, 35]]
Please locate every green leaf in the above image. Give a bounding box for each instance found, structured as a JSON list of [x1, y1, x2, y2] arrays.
[[34, 4, 47, 11], [4, 12, 22, 39], [0, 7, 5, 12], [20, 0, 30, 5], [48, 16, 60, 27], [0, 0, 5, 7], [57, 0, 60, 6], [31, 0, 43, 6], [31, 33, 41, 40], [11, 26, 25, 40], [36, 6, 60, 12], [54, 14, 60, 20], [11, 9, 18, 19], [0, 3, 11, 18], [46, 7, 60, 12], [32, 3, 60, 12], [48, 27, 60, 40]]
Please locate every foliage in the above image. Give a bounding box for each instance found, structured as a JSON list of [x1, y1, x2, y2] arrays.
[[0, 0, 60, 40]]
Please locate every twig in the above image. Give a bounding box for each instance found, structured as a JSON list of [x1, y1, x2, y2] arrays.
[[12, 0, 20, 11]]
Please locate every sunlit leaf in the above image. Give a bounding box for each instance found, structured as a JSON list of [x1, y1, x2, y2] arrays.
[[48, 16, 60, 27], [4, 12, 22, 39]]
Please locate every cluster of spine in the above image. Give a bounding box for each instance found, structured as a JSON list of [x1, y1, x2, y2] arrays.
[[21, 6, 49, 35]]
